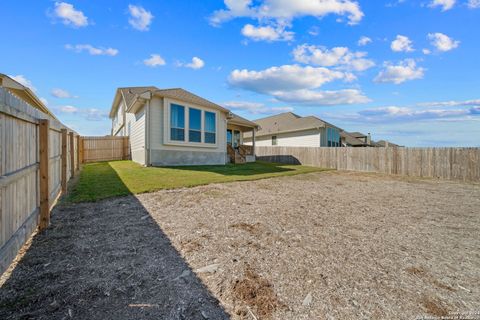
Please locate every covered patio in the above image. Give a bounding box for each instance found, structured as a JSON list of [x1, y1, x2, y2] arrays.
[[226, 114, 258, 164]]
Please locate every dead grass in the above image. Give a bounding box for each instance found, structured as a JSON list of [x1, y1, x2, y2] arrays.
[[137, 170, 480, 319], [421, 296, 449, 317], [232, 264, 285, 319], [1, 170, 479, 319]]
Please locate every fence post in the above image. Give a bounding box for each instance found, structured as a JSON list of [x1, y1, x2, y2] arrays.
[[76, 135, 80, 171], [79, 137, 84, 164], [61, 129, 68, 194], [69, 132, 75, 177], [39, 119, 50, 230]]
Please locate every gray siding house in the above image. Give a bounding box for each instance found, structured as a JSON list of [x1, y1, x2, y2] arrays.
[[243, 112, 343, 147], [109, 87, 258, 166]]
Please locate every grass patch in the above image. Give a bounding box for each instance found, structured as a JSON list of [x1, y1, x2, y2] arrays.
[[67, 161, 326, 202]]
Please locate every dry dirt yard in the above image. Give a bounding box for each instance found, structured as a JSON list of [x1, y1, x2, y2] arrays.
[[1, 171, 479, 320]]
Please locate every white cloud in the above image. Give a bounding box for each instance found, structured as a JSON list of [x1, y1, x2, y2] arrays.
[[229, 64, 349, 93], [128, 5, 154, 31], [417, 99, 480, 107], [51, 88, 77, 98], [428, 33, 460, 52], [210, 0, 363, 42], [272, 89, 370, 105], [183, 57, 205, 69], [358, 36, 372, 46], [9, 75, 37, 92], [241, 23, 294, 41], [65, 44, 119, 56], [143, 54, 166, 67], [374, 59, 425, 84], [59, 105, 78, 113], [228, 64, 368, 106], [468, 0, 480, 8], [327, 100, 480, 123], [210, 0, 364, 26], [429, 0, 456, 11], [422, 48, 431, 55], [56, 106, 108, 121], [292, 44, 375, 71], [391, 35, 414, 52], [224, 101, 293, 114], [52, 2, 89, 27]]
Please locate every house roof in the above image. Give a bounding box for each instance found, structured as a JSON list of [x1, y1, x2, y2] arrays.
[[228, 113, 258, 129], [373, 140, 401, 147], [340, 131, 368, 146], [0, 73, 58, 119], [244, 112, 341, 138], [349, 131, 368, 139], [110, 86, 230, 118]]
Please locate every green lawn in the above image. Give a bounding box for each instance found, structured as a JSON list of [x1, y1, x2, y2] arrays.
[[67, 160, 326, 202]]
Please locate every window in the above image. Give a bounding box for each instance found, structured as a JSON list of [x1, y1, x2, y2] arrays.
[[272, 135, 277, 146], [204, 111, 216, 144], [227, 129, 232, 146], [189, 108, 201, 142], [170, 104, 185, 141], [326, 127, 340, 147], [233, 130, 241, 148]]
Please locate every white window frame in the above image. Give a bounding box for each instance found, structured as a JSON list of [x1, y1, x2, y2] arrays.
[[163, 98, 219, 148]]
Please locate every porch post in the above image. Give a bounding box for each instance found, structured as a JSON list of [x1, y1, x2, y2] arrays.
[[252, 129, 256, 156]]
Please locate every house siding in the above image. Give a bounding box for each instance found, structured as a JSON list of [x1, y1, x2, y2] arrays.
[[112, 101, 125, 136], [148, 96, 228, 166], [246, 129, 321, 147], [127, 106, 146, 165]]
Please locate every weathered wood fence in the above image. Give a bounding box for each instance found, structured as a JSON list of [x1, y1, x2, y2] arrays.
[[81, 136, 130, 163], [256, 146, 480, 182], [0, 87, 131, 275], [0, 87, 82, 275]]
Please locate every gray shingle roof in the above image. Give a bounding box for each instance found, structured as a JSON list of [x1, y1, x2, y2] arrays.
[[340, 131, 367, 146], [119, 86, 157, 110], [244, 112, 341, 138], [111, 86, 231, 118], [349, 131, 368, 138]]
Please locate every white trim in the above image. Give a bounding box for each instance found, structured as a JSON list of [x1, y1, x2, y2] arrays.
[[163, 98, 220, 149]]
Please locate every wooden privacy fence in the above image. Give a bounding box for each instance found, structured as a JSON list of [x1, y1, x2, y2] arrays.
[[0, 87, 82, 275], [256, 146, 480, 182], [0, 87, 133, 275], [80, 136, 130, 163]]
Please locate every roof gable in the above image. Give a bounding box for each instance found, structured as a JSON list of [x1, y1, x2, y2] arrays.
[[252, 112, 328, 137], [154, 88, 229, 113], [109, 86, 230, 118]]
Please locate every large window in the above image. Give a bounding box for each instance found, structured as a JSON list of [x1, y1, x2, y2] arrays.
[[170, 104, 185, 141], [189, 108, 201, 143], [327, 127, 340, 147], [204, 111, 216, 144]]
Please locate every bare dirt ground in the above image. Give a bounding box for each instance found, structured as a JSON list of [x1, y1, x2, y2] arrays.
[[1, 171, 479, 319]]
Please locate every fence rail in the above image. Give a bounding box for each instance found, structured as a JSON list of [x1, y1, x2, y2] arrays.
[[256, 146, 480, 182], [0, 87, 131, 276]]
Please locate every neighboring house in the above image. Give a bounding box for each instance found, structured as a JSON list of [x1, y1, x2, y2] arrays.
[[347, 132, 373, 146], [109, 87, 258, 166], [341, 131, 372, 147], [243, 112, 342, 147], [373, 140, 401, 147]]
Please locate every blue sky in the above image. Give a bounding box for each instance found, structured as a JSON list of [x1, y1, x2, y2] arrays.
[[1, 0, 479, 146]]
